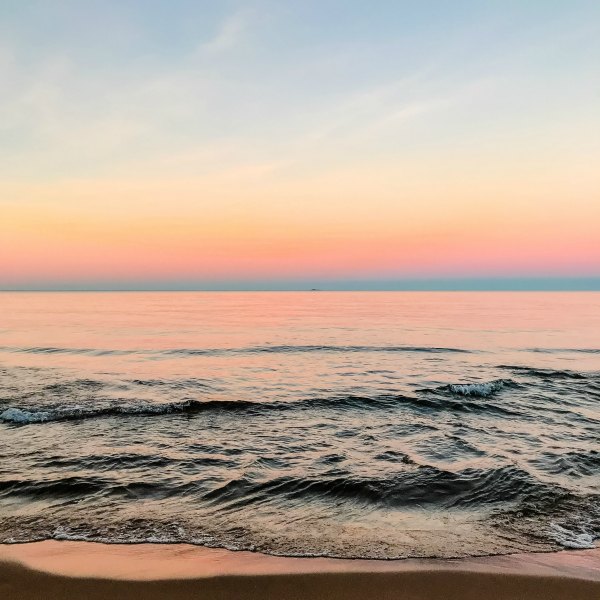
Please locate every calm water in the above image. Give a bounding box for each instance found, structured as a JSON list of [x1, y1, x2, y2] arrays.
[[0, 292, 599, 558]]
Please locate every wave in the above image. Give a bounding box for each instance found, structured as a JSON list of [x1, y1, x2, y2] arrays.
[[0, 464, 569, 512], [440, 379, 513, 397], [548, 523, 596, 549], [498, 365, 590, 380], [530, 348, 600, 355], [0, 394, 415, 425], [168, 344, 473, 355], [529, 450, 600, 478], [158, 464, 569, 511], [1, 377, 218, 403], [0, 399, 260, 424], [413, 379, 521, 414], [0, 476, 109, 498], [129, 378, 215, 389], [0, 476, 190, 501], [0, 384, 527, 425], [0, 346, 136, 357], [0, 344, 473, 358]]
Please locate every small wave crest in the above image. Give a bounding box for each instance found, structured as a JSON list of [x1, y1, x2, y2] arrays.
[[0, 399, 237, 424], [424, 379, 515, 398], [529, 450, 600, 478], [445, 379, 510, 397], [548, 523, 596, 549], [0, 394, 413, 425], [0, 386, 523, 425], [1, 378, 531, 426], [499, 365, 590, 380], [0, 343, 473, 358]]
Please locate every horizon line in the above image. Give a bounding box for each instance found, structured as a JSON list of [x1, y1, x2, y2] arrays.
[[2, 276, 600, 292]]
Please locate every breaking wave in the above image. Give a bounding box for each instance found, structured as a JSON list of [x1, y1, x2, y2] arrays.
[[0, 382, 526, 425], [0, 399, 255, 424], [440, 379, 513, 397], [548, 523, 597, 549]]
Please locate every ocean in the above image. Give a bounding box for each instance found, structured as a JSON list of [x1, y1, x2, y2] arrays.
[[0, 291, 598, 558]]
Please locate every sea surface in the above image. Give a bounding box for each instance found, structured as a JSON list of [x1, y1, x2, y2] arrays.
[[0, 292, 599, 558]]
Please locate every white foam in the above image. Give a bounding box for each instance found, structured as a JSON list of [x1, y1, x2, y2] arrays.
[[0, 407, 52, 423], [549, 523, 596, 549], [52, 526, 92, 542], [448, 380, 505, 397], [0, 400, 200, 424]]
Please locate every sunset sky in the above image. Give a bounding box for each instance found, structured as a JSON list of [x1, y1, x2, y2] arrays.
[[1, 1, 599, 290]]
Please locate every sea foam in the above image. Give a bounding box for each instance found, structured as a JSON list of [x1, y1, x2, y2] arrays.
[[447, 379, 508, 397], [549, 523, 596, 549], [0, 400, 207, 424]]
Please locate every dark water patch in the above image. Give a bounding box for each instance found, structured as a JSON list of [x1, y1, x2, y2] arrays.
[[200, 465, 569, 512], [43, 379, 106, 392], [0, 343, 474, 358], [0, 346, 136, 357], [0, 475, 192, 502], [164, 344, 474, 356], [0, 386, 529, 425], [128, 377, 217, 392], [4, 464, 555, 515], [528, 450, 600, 478], [319, 453, 348, 465], [411, 396, 522, 417], [107, 481, 190, 501], [0, 476, 109, 498], [410, 435, 487, 464], [374, 450, 417, 464], [3, 391, 444, 426], [499, 365, 590, 380], [43, 453, 176, 471], [1, 379, 111, 404], [529, 348, 600, 355]]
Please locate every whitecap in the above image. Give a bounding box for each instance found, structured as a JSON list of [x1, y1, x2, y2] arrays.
[[549, 523, 596, 549], [448, 380, 507, 397]]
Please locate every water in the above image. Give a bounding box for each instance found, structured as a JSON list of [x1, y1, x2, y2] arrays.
[[0, 292, 599, 558]]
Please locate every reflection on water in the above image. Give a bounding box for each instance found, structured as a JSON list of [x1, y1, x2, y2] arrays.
[[0, 292, 598, 557]]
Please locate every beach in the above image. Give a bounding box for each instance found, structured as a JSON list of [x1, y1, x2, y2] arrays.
[[3, 0, 600, 596], [1, 542, 599, 599], [1, 293, 598, 597]]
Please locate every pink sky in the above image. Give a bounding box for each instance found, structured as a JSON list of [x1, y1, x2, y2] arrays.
[[1, 3, 599, 288]]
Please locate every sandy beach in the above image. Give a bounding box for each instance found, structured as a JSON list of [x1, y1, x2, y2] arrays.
[[0, 542, 598, 600]]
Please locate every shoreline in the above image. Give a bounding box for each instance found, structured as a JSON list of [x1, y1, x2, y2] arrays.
[[1, 541, 598, 600]]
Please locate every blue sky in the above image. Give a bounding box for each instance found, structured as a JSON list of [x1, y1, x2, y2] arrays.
[[1, 1, 599, 289], [2, 0, 598, 180]]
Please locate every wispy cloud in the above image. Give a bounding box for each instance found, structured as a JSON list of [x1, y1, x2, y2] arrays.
[[1, 1, 598, 189], [199, 9, 252, 55]]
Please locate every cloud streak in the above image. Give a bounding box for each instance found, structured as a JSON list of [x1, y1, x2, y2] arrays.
[[198, 8, 252, 55]]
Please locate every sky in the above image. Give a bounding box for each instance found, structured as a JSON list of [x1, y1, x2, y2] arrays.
[[1, 1, 599, 290]]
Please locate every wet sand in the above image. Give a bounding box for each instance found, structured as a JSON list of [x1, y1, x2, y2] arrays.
[[0, 542, 599, 599]]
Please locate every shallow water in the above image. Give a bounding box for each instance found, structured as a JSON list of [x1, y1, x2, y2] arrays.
[[0, 292, 598, 558]]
